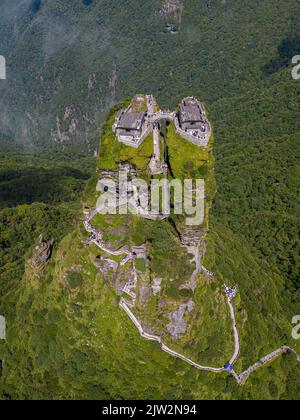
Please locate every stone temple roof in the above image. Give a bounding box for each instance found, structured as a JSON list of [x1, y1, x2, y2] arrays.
[[118, 111, 146, 130], [180, 99, 203, 123]]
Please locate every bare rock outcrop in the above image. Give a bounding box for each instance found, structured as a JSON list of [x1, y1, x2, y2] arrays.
[[151, 278, 162, 296], [109, 62, 118, 98], [88, 73, 97, 94], [31, 235, 54, 270], [159, 0, 184, 32], [166, 299, 194, 340], [160, 0, 184, 23]]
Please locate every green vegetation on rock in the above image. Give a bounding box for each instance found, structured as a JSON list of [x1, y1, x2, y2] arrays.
[[0, 0, 299, 400]]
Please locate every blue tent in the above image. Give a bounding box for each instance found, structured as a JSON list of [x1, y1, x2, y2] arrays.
[[224, 363, 234, 372]]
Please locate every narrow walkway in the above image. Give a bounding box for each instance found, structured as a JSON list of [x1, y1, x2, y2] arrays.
[[235, 346, 299, 385], [149, 123, 163, 175], [153, 125, 160, 162], [228, 299, 240, 365], [119, 298, 224, 373]]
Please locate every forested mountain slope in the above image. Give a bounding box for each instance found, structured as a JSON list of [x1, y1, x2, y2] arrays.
[[0, 0, 299, 400], [0, 0, 299, 150]]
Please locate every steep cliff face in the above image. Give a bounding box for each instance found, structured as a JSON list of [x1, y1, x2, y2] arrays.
[[0, 0, 299, 153], [90, 99, 221, 353]]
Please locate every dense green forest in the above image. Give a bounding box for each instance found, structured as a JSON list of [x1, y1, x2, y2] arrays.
[[0, 143, 95, 310], [0, 0, 299, 400]]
